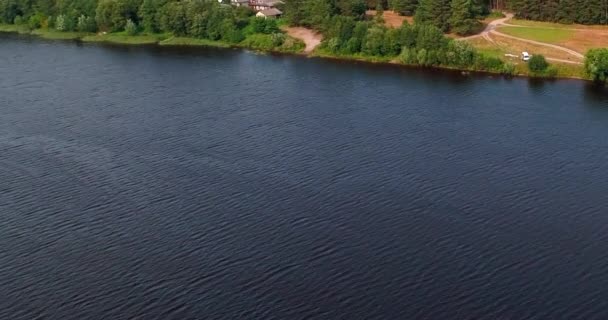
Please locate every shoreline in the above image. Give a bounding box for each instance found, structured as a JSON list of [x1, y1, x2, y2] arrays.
[[0, 26, 588, 82]]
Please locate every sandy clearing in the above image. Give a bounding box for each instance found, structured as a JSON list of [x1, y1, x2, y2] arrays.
[[366, 10, 413, 28], [283, 27, 323, 54]]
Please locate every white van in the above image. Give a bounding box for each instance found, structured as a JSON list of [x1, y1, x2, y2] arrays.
[[522, 52, 531, 61]]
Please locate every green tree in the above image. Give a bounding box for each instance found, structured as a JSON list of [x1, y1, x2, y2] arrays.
[[190, 13, 207, 37], [585, 48, 608, 83], [415, 0, 451, 31], [390, 0, 418, 16], [336, 0, 366, 18], [362, 25, 386, 55], [158, 0, 187, 35], [125, 17, 137, 34], [77, 14, 97, 32], [95, 0, 141, 32], [55, 13, 66, 30], [449, 0, 482, 35], [528, 54, 549, 74], [139, 0, 166, 32], [304, 0, 332, 28], [283, 0, 307, 25]]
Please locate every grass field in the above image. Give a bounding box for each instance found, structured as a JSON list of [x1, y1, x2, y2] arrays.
[[510, 19, 608, 30], [0, 24, 30, 33], [31, 29, 88, 40], [159, 37, 231, 47], [497, 26, 574, 43], [497, 22, 608, 53], [81, 33, 167, 45], [466, 36, 584, 78]]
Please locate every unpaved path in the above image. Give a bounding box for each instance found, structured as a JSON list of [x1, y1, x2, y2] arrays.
[[460, 13, 515, 40], [489, 30, 584, 59], [546, 57, 583, 65], [283, 27, 323, 54], [460, 13, 584, 61]]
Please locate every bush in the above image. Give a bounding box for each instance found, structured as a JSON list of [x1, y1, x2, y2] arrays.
[[528, 54, 549, 74], [125, 19, 138, 35], [28, 13, 45, 30], [271, 32, 285, 46], [475, 54, 504, 72], [13, 15, 23, 25], [399, 47, 418, 64], [55, 14, 66, 31], [502, 62, 516, 75], [279, 36, 305, 52], [240, 33, 276, 50], [545, 65, 558, 78]]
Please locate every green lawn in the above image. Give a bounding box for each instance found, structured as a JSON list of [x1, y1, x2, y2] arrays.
[[498, 26, 574, 43], [0, 24, 30, 33], [81, 33, 167, 45], [159, 37, 231, 47], [31, 29, 88, 40]]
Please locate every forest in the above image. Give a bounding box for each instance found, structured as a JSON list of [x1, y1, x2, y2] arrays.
[[0, 0, 303, 51], [386, 0, 608, 25]]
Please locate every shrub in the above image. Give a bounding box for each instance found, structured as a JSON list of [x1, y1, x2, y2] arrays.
[[399, 47, 418, 64], [125, 19, 138, 35], [28, 13, 45, 29], [279, 36, 305, 52], [241, 33, 276, 50], [55, 14, 66, 31], [13, 15, 23, 25], [502, 62, 516, 75], [475, 54, 504, 72], [545, 65, 558, 78], [417, 48, 428, 65], [528, 54, 549, 74], [271, 32, 285, 46]]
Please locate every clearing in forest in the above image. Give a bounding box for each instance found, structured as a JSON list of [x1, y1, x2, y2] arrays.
[[366, 10, 413, 28]]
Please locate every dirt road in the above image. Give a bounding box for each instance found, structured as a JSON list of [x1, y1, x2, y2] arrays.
[[460, 13, 584, 62], [489, 30, 584, 59], [459, 13, 514, 41]]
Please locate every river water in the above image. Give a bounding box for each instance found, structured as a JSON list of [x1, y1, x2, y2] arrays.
[[1, 33, 608, 319]]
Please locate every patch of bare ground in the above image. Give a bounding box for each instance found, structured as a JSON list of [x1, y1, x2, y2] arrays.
[[366, 10, 413, 28], [559, 29, 608, 53], [282, 27, 323, 54]]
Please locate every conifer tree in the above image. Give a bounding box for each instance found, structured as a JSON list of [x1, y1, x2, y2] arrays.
[[449, 0, 481, 35]]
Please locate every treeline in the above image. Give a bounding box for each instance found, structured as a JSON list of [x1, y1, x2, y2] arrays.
[[319, 14, 514, 73], [0, 0, 302, 51], [389, 0, 608, 27], [286, 0, 488, 36], [503, 0, 608, 25]]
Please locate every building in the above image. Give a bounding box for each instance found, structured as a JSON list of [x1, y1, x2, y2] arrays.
[[249, 0, 283, 11], [231, 0, 250, 7], [256, 8, 283, 18]]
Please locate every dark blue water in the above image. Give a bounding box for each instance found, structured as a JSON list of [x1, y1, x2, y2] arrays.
[[2, 33, 608, 319]]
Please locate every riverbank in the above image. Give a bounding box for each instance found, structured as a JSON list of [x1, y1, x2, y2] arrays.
[[0, 25, 304, 52], [0, 25, 587, 81]]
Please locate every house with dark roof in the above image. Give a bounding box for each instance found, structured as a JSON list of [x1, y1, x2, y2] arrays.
[[256, 8, 283, 18], [249, 0, 283, 11]]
